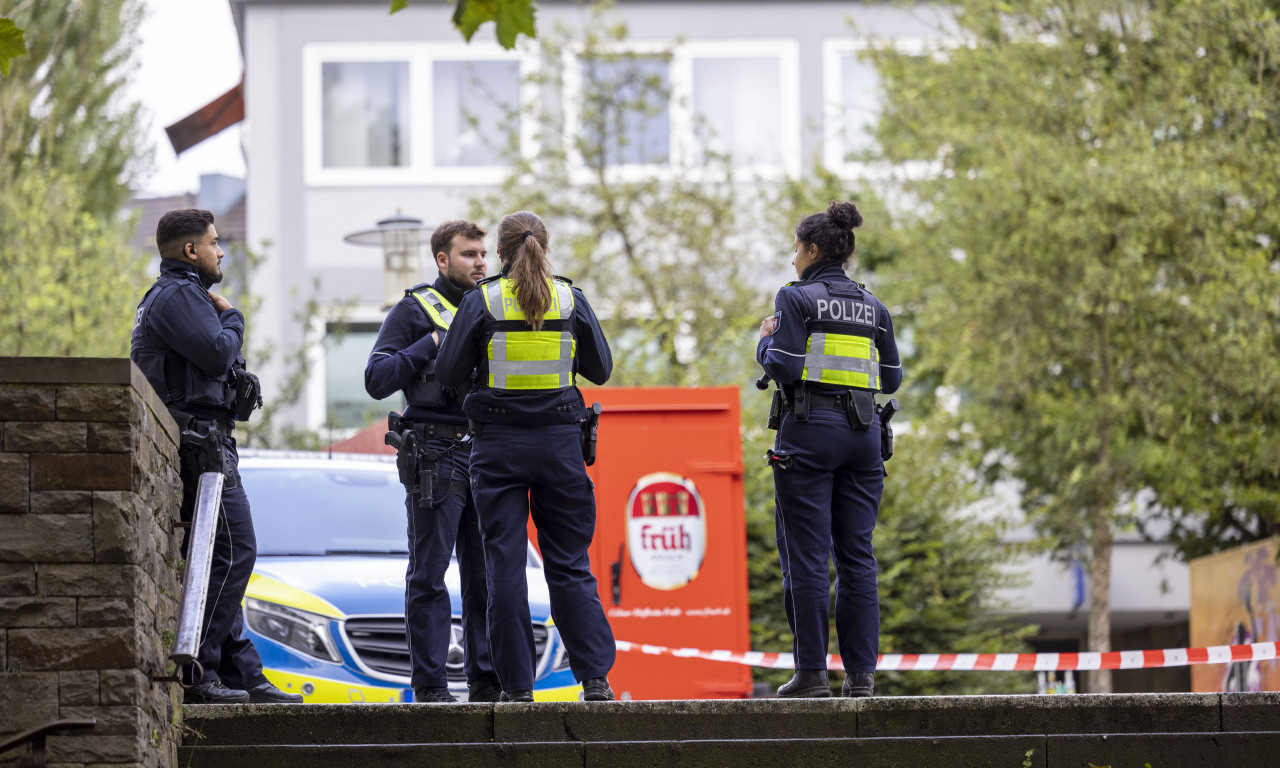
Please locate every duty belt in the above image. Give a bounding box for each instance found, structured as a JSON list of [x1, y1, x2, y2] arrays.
[[406, 421, 469, 441], [807, 392, 852, 410]]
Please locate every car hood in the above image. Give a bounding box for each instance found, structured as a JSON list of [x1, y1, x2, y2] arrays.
[[250, 555, 552, 619]]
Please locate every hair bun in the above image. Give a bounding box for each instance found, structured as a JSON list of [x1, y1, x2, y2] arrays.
[[827, 200, 862, 230]]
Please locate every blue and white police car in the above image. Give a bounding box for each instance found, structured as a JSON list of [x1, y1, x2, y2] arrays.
[[235, 450, 581, 702]]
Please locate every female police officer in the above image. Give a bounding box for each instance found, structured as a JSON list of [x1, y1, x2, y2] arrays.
[[757, 200, 902, 698], [435, 210, 616, 702]]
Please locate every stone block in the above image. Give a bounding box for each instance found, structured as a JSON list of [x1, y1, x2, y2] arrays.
[[93, 491, 143, 563], [4, 421, 87, 452], [8, 627, 137, 670], [30, 490, 92, 515], [0, 453, 29, 514], [60, 704, 145, 737], [1221, 690, 1280, 730], [79, 597, 135, 627], [0, 671, 59, 735], [0, 563, 36, 596], [58, 385, 132, 422], [88, 422, 134, 453], [0, 597, 77, 627], [0, 358, 131, 385], [60, 670, 101, 706], [0, 386, 57, 420], [49, 734, 143, 764], [32, 453, 132, 491], [0, 513, 92, 562], [40, 564, 132, 597], [101, 669, 148, 706]]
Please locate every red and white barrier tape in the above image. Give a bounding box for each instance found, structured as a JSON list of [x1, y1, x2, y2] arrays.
[[614, 640, 1279, 672]]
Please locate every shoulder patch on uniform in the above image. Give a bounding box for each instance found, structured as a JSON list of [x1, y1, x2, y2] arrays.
[[475, 274, 502, 286], [405, 282, 432, 297], [552, 274, 574, 286]]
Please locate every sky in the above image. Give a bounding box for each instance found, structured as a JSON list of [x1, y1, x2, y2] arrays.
[[132, 0, 245, 197]]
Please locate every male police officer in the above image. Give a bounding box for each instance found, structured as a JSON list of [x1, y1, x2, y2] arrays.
[[364, 220, 501, 703], [130, 209, 301, 704]]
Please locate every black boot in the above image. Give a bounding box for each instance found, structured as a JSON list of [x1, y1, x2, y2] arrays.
[[246, 681, 304, 703], [183, 681, 250, 704], [842, 672, 874, 698], [777, 669, 832, 698]]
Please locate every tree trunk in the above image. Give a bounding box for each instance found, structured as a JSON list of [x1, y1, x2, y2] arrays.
[[1086, 500, 1114, 693]]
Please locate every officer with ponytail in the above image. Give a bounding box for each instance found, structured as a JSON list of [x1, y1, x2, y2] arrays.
[[435, 211, 616, 703], [757, 200, 902, 699], [364, 220, 501, 703]]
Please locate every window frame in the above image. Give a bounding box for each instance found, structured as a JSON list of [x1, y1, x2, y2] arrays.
[[303, 42, 535, 187], [563, 38, 801, 182], [822, 36, 930, 178]]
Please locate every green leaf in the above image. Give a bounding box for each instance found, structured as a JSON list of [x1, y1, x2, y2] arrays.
[[452, 0, 536, 49], [0, 17, 28, 77], [388, 0, 409, 14]]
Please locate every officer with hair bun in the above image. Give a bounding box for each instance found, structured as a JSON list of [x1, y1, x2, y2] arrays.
[[434, 210, 616, 703], [757, 200, 902, 699]]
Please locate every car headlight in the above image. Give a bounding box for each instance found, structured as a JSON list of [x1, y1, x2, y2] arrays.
[[245, 598, 341, 662]]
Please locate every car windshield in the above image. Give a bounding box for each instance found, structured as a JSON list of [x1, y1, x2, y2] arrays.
[[241, 464, 409, 556], [240, 461, 542, 567]]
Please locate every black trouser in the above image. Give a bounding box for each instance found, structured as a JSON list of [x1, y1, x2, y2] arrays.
[[178, 436, 266, 688], [404, 439, 497, 691]]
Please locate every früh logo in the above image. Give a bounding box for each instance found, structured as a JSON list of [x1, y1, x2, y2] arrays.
[[626, 472, 706, 590]]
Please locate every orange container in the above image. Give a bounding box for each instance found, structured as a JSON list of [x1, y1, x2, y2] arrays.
[[528, 386, 752, 700]]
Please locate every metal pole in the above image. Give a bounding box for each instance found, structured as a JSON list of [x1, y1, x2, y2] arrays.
[[170, 471, 224, 667]]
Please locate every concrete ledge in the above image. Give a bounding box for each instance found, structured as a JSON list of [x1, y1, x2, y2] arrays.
[[182, 693, 1278, 749], [183, 703, 494, 746], [859, 692, 1222, 737], [0, 358, 133, 385], [178, 742, 585, 768], [1046, 731, 1280, 768]]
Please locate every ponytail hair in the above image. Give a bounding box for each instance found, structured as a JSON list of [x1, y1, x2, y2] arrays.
[[497, 211, 552, 331]]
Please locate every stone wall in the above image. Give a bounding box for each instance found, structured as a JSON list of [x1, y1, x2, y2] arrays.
[[0, 358, 183, 768]]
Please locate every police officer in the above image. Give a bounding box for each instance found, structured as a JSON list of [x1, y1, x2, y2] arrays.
[[434, 210, 616, 703], [364, 220, 501, 703], [757, 200, 902, 698], [130, 209, 301, 704]]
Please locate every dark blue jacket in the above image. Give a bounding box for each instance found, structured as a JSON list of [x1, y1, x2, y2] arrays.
[[130, 259, 246, 425], [434, 269, 612, 426], [757, 262, 902, 395], [364, 273, 470, 425]]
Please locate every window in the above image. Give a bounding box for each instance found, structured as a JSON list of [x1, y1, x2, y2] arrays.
[[579, 54, 671, 166], [432, 59, 521, 167], [691, 56, 784, 166], [321, 61, 411, 169], [323, 323, 400, 429], [304, 43, 530, 185], [823, 38, 928, 173], [567, 41, 799, 176]]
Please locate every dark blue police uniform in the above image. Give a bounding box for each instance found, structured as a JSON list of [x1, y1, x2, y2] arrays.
[[756, 262, 902, 677], [130, 259, 267, 691], [365, 274, 499, 699], [434, 268, 615, 695]]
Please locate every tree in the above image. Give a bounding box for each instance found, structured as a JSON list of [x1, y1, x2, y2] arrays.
[[865, 0, 1280, 691], [389, 0, 536, 50], [0, 0, 150, 356]]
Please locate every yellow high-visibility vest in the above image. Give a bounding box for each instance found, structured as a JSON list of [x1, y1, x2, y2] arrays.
[[481, 277, 576, 390], [410, 286, 458, 329], [801, 332, 880, 390]]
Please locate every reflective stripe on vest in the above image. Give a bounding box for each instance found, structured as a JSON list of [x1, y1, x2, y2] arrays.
[[482, 278, 576, 390], [802, 332, 880, 390], [411, 287, 458, 329]]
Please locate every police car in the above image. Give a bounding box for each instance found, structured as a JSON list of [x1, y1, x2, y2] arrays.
[[236, 450, 581, 702]]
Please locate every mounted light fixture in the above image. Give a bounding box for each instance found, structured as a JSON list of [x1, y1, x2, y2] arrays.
[[343, 212, 434, 309]]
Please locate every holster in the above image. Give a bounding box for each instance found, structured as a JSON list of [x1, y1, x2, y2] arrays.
[[792, 385, 811, 422], [846, 389, 875, 431], [878, 398, 900, 463], [178, 419, 225, 479], [767, 389, 783, 431], [581, 402, 602, 467], [228, 368, 263, 422]]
